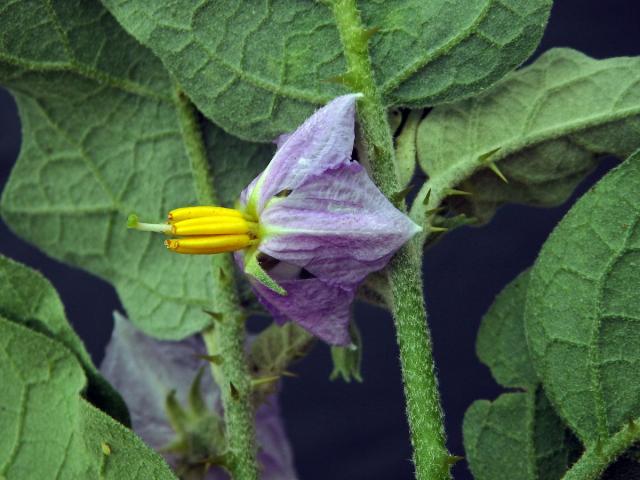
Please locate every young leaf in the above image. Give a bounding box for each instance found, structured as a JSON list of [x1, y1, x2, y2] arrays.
[[477, 269, 537, 389], [395, 109, 421, 188], [416, 49, 640, 224], [464, 389, 575, 480], [0, 318, 176, 479], [525, 150, 640, 445], [0, 254, 129, 424], [102, 0, 551, 141], [0, 1, 272, 339], [249, 322, 315, 400]]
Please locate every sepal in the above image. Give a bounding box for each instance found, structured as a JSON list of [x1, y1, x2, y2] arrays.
[[330, 321, 363, 383], [243, 250, 287, 296], [162, 373, 229, 473]]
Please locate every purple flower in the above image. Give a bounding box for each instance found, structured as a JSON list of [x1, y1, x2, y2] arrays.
[[130, 95, 420, 345], [100, 313, 297, 480]]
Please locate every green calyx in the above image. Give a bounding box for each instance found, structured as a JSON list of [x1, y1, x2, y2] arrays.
[[242, 248, 287, 296], [163, 369, 230, 475]]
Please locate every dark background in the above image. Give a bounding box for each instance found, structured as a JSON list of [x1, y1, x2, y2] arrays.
[[1, 2, 639, 479]]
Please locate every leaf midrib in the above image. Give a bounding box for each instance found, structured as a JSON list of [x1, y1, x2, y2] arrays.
[[379, 0, 494, 96], [0, 52, 172, 103]]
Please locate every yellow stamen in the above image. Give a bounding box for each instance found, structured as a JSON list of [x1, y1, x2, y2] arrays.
[[172, 216, 256, 236], [165, 235, 253, 254], [168, 206, 243, 222], [129, 206, 256, 255]]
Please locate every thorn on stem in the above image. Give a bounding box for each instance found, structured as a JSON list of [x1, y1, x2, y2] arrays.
[[251, 375, 280, 387], [422, 188, 432, 206], [391, 185, 413, 203], [446, 455, 464, 466], [487, 161, 508, 183], [425, 206, 446, 216], [362, 26, 380, 42], [445, 188, 472, 197], [198, 354, 223, 365], [204, 310, 224, 322], [229, 382, 240, 400]]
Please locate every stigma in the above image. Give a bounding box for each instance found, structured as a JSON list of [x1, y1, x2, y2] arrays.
[[127, 206, 258, 254]]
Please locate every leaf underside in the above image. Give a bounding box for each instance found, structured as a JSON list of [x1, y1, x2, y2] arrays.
[[418, 48, 640, 224]]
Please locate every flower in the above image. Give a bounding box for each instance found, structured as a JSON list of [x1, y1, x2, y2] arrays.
[[129, 95, 420, 345], [100, 312, 297, 480]]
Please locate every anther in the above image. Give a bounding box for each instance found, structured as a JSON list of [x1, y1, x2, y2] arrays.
[[168, 206, 243, 222], [164, 235, 253, 254]]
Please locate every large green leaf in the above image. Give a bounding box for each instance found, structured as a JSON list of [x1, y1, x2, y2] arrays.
[[0, 0, 272, 339], [0, 254, 129, 424], [477, 269, 537, 389], [525, 151, 640, 444], [0, 317, 176, 479], [464, 389, 574, 480], [102, 0, 551, 141], [416, 49, 640, 224]]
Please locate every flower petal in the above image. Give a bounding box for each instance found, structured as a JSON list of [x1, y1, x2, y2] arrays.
[[100, 313, 298, 479], [259, 162, 421, 286], [249, 274, 354, 346], [242, 94, 359, 212]]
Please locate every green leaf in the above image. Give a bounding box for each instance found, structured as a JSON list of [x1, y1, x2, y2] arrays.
[[467, 267, 582, 478], [0, 254, 129, 424], [203, 121, 274, 208], [357, 271, 390, 309], [0, 1, 271, 339], [477, 269, 537, 389], [249, 322, 314, 400], [102, 0, 551, 141], [525, 150, 640, 444], [395, 109, 421, 188], [0, 317, 176, 479], [330, 321, 363, 383], [416, 49, 640, 224], [464, 389, 575, 480]]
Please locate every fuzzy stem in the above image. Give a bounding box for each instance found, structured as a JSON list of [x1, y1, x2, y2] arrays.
[[329, 1, 451, 479], [562, 422, 640, 480], [175, 89, 259, 480]]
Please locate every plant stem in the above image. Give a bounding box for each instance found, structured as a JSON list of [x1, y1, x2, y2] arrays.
[[175, 89, 259, 480], [562, 421, 640, 480], [330, 2, 451, 479]]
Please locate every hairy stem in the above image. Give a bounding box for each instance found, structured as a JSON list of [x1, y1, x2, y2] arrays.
[[330, 1, 451, 479], [175, 89, 259, 480], [562, 422, 640, 480]]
